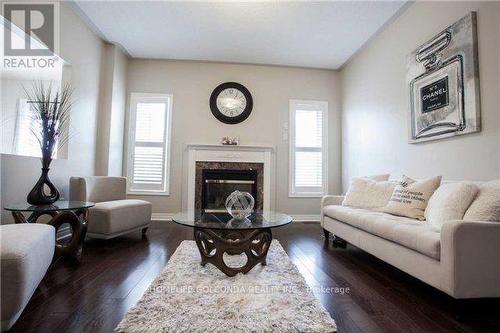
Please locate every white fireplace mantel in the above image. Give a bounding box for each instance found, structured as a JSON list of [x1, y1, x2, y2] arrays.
[[184, 143, 275, 212], [185, 143, 275, 152]]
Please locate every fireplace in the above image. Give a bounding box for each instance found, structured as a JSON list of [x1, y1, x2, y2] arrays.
[[202, 169, 257, 213], [195, 161, 264, 212]]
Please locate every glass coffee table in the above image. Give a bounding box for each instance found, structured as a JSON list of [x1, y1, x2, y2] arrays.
[[173, 210, 292, 276]]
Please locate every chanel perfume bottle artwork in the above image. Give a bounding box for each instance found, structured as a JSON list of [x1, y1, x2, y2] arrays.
[[407, 12, 481, 143]]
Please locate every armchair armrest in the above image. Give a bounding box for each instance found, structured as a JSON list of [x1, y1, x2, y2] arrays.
[[320, 195, 344, 226], [440, 220, 500, 298]]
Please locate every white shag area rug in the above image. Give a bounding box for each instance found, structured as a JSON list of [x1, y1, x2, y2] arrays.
[[115, 240, 336, 333]]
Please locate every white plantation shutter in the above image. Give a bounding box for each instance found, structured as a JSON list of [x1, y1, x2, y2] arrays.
[[289, 100, 328, 196], [127, 93, 172, 194]]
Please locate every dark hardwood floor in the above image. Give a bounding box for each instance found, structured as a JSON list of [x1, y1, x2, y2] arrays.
[[8, 222, 500, 333]]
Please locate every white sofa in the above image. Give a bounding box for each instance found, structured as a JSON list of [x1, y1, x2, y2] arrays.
[[321, 187, 500, 300], [1, 224, 55, 331], [70, 176, 152, 239]]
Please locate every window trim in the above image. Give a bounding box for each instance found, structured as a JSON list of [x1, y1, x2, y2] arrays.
[[288, 99, 328, 198], [126, 92, 173, 196]]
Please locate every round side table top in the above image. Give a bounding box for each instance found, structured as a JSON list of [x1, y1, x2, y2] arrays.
[[4, 201, 95, 212]]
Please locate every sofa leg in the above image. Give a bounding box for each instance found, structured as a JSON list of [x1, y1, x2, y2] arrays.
[[323, 229, 347, 249], [142, 227, 149, 236], [332, 235, 347, 248], [323, 228, 330, 242]]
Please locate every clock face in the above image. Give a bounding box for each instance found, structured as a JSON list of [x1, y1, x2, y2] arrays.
[[210, 82, 253, 124], [216, 88, 247, 118]]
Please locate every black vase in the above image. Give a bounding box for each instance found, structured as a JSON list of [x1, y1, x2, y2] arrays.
[[27, 158, 60, 205]]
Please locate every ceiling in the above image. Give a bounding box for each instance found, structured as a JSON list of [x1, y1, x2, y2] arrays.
[[73, 1, 408, 70]]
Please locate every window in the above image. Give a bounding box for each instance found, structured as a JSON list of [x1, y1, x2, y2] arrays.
[[126, 93, 173, 195], [289, 99, 328, 197], [13, 99, 41, 157], [13, 99, 58, 158]]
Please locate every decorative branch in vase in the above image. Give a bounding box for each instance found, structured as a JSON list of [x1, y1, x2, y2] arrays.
[[23, 81, 73, 205]]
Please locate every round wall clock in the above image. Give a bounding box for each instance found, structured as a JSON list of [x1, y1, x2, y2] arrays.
[[209, 82, 253, 124]]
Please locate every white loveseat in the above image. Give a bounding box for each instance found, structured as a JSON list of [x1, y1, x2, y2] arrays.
[[321, 185, 500, 300]]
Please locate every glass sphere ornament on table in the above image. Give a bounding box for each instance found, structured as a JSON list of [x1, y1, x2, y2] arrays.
[[225, 190, 255, 219], [226, 217, 252, 228]]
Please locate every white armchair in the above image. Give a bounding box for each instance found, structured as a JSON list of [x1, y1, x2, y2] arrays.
[[1, 224, 55, 331], [70, 176, 152, 239]]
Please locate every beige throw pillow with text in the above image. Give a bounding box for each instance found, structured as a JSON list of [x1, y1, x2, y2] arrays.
[[380, 175, 442, 220]]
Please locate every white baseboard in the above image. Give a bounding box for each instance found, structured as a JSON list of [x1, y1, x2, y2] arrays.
[[290, 214, 320, 222], [152, 213, 319, 222], [152, 213, 175, 221]]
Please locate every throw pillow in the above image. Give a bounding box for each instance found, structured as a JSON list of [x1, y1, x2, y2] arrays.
[[424, 182, 479, 228], [366, 174, 390, 181], [380, 175, 442, 220], [342, 177, 397, 209], [463, 179, 500, 222]]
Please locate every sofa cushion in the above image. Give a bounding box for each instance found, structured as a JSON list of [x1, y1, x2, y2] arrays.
[[88, 199, 152, 235], [380, 175, 442, 220], [366, 174, 390, 181], [323, 205, 441, 259], [425, 182, 479, 228], [464, 179, 500, 222], [342, 178, 397, 209]]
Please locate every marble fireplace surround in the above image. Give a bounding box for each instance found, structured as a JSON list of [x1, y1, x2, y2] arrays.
[[185, 144, 274, 213]]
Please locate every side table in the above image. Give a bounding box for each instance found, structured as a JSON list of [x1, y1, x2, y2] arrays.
[[4, 201, 95, 263]]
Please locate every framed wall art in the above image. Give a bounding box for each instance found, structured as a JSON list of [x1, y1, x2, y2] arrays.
[[407, 12, 481, 143]]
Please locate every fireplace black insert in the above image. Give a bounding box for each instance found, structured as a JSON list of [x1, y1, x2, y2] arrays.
[[202, 169, 258, 213]]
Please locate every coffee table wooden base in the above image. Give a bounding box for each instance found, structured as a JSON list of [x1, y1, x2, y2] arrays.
[[194, 227, 272, 277]]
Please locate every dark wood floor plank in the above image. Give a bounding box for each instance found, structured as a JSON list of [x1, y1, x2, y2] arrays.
[[6, 221, 500, 333]]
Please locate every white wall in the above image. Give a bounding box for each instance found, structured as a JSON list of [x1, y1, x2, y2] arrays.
[[94, 44, 114, 176], [1, 3, 104, 223], [95, 44, 128, 176], [126, 60, 342, 215], [341, 1, 500, 191], [108, 47, 128, 176]]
